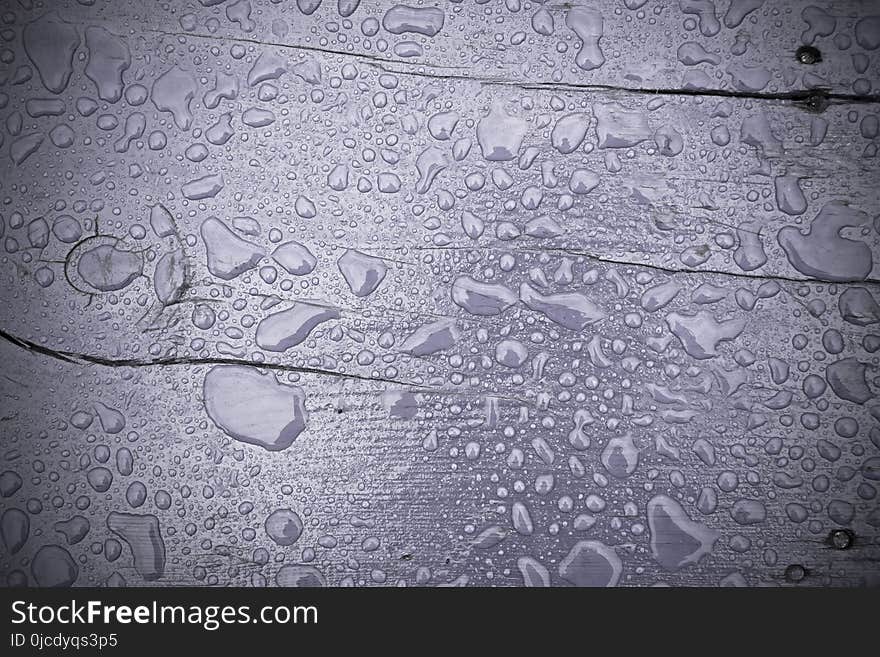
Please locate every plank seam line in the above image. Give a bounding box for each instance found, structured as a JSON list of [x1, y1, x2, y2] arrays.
[[142, 27, 880, 106]]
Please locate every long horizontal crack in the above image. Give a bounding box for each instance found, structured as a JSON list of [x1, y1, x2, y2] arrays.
[[147, 28, 464, 71], [375, 65, 880, 107], [543, 247, 880, 286], [0, 327, 415, 387], [148, 28, 880, 106], [507, 77, 880, 106], [403, 244, 880, 287], [0, 328, 531, 404]]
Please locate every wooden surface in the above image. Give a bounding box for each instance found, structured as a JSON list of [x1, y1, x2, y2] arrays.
[[0, 0, 879, 587]]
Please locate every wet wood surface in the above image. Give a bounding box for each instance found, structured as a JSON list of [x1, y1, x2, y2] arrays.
[[0, 0, 878, 587]]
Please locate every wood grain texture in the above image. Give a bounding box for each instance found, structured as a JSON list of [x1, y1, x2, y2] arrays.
[[0, 0, 878, 588], [51, 0, 880, 96]]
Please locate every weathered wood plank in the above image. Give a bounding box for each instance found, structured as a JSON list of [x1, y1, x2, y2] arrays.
[[0, 0, 878, 589]]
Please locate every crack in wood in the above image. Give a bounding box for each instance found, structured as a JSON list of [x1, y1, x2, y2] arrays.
[[144, 28, 880, 107], [396, 245, 880, 287], [0, 328, 532, 404]]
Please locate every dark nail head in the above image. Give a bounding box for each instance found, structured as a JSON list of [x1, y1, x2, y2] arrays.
[[796, 46, 822, 65]]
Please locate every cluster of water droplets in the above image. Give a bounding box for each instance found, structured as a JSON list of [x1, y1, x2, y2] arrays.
[[0, 0, 878, 587]]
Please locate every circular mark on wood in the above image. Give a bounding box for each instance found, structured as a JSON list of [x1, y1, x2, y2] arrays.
[[784, 564, 807, 582]]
